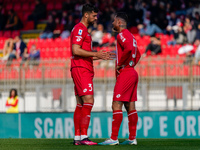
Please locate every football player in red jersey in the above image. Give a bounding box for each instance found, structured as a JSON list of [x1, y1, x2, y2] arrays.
[[71, 3, 113, 145], [99, 12, 141, 145]]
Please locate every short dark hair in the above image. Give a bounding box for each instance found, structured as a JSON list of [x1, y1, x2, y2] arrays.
[[82, 3, 98, 16], [116, 12, 128, 24]]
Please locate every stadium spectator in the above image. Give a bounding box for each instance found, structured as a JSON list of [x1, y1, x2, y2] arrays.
[[60, 14, 75, 39], [28, 0, 46, 29], [193, 12, 200, 30], [7, 36, 27, 64], [60, 11, 68, 26], [195, 23, 200, 40], [40, 15, 55, 39], [137, 11, 162, 36], [100, 6, 115, 30], [166, 12, 181, 34], [21, 44, 40, 66], [184, 17, 196, 44], [53, 18, 64, 39], [91, 24, 104, 47], [5, 89, 19, 113], [133, 0, 144, 25], [63, 0, 75, 13], [167, 22, 187, 45], [194, 39, 200, 65], [5, 9, 23, 30], [156, 1, 168, 31], [148, 0, 159, 25], [192, 3, 200, 18], [2, 38, 14, 61], [143, 36, 161, 57]]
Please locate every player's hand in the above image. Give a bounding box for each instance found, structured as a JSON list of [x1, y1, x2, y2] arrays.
[[106, 51, 116, 60], [142, 53, 146, 57], [96, 50, 115, 60], [116, 65, 122, 74], [96, 50, 107, 59]]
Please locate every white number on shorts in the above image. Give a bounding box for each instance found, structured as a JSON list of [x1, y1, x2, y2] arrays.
[[88, 84, 92, 91]]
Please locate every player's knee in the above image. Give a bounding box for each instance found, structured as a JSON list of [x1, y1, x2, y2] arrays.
[[82, 95, 94, 104], [112, 101, 123, 110]]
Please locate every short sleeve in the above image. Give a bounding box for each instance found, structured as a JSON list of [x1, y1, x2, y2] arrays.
[[117, 33, 133, 52], [71, 27, 86, 46]]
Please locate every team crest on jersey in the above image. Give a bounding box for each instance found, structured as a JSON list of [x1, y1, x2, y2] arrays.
[[78, 29, 83, 35], [129, 60, 134, 66]]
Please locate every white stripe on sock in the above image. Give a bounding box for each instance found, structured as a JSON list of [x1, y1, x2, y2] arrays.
[[113, 112, 122, 115], [128, 111, 137, 116], [83, 104, 93, 106]]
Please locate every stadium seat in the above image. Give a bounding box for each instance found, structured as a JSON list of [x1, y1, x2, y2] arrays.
[[94, 68, 105, 78], [193, 66, 200, 76], [22, 3, 30, 11], [11, 30, 20, 38], [46, 2, 54, 11], [55, 2, 62, 10], [6, 3, 13, 10], [3, 31, 12, 38], [0, 31, 3, 37], [23, 21, 34, 30], [40, 48, 46, 58], [30, 3, 35, 11], [0, 39, 5, 49], [128, 26, 139, 34], [57, 48, 64, 59], [13, 3, 21, 12]]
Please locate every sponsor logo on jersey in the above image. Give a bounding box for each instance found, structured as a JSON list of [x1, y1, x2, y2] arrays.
[[83, 88, 87, 93], [129, 60, 134, 66], [75, 36, 82, 42], [78, 29, 83, 35], [119, 33, 126, 42], [116, 94, 121, 98]]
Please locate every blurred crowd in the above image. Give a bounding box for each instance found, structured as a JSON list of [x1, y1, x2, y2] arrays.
[[2, 36, 40, 66], [1, 0, 200, 64], [0, 0, 200, 42]]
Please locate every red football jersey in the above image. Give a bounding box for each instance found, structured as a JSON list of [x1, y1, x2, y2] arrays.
[[70, 22, 93, 71], [116, 29, 141, 68]]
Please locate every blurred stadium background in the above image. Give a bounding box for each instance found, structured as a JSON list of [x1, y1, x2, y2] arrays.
[[0, 0, 200, 139]]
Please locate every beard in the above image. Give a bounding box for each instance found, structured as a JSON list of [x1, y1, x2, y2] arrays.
[[88, 18, 96, 26], [112, 26, 118, 32]]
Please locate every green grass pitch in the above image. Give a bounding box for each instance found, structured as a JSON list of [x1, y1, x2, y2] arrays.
[[0, 139, 200, 150]]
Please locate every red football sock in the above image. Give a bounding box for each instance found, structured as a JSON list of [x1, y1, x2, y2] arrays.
[[80, 103, 93, 136], [128, 110, 138, 140], [111, 110, 123, 140], [73, 104, 82, 136]]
